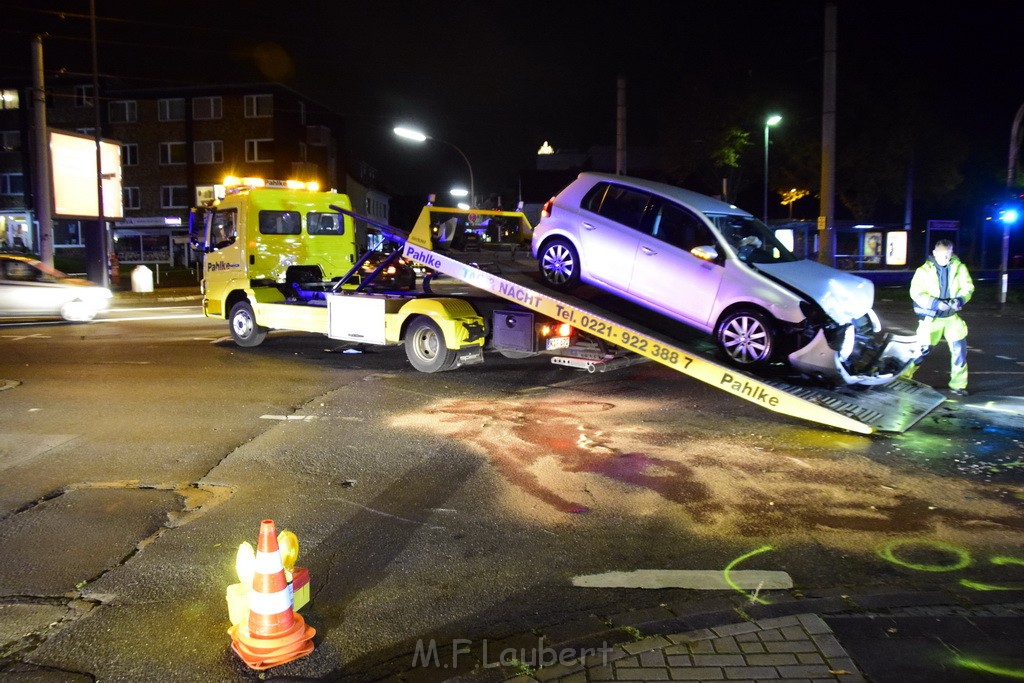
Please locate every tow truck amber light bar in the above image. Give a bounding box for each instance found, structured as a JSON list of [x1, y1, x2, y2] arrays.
[[222, 176, 319, 192]]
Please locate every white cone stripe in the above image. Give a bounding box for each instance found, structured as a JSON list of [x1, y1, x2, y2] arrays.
[[248, 587, 293, 615], [254, 550, 284, 574]]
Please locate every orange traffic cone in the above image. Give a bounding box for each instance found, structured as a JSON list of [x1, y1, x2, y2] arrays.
[[227, 520, 315, 670]]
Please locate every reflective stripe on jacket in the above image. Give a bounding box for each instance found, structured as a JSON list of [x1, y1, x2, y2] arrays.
[[910, 255, 975, 318]]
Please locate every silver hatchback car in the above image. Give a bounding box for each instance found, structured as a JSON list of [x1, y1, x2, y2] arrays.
[[531, 172, 917, 386]]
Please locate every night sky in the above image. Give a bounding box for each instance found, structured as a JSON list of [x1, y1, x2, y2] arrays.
[[3, 1, 1023, 212]]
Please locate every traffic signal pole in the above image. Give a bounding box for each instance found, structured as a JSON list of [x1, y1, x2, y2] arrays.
[[817, 1, 837, 267]]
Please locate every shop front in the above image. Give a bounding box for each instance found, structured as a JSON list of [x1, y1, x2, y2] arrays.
[[0, 211, 33, 252], [111, 216, 192, 267]]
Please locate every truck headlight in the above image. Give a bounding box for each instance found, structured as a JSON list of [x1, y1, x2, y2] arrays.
[[838, 324, 856, 361]]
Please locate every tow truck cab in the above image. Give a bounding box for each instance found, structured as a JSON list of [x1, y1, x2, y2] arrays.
[[189, 177, 357, 318]]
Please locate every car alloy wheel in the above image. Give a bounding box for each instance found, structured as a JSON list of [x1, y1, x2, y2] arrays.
[[716, 308, 775, 365], [538, 238, 580, 290]]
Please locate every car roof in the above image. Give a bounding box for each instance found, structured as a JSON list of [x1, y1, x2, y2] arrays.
[[577, 172, 752, 216], [0, 253, 36, 264]]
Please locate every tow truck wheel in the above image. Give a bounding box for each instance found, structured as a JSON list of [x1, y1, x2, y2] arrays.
[[538, 238, 580, 291], [229, 301, 268, 348], [405, 317, 458, 373], [715, 308, 776, 366]]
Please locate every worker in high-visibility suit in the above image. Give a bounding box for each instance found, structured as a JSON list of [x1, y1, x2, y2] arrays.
[[901, 239, 974, 395]]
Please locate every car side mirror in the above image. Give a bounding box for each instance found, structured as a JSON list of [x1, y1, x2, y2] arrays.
[[691, 245, 718, 262]]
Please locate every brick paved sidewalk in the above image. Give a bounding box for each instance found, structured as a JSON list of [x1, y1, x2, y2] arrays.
[[506, 613, 863, 683]]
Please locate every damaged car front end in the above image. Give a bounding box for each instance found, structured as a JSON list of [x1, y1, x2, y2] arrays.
[[756, 261, 921, 387]]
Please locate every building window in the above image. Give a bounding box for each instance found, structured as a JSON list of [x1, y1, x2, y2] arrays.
[[53, 221, 84, 246], [0, 89, 19, 110], [244, 94, 273, 118], [1, 173, 25, 195], [159, 141, 187, 165], [74, 85, 94, 107], [160, 185, 188, 208], [108, 100, 137, 123], [194, 140, 223, 164], [158, 98, 186, 122], [1, 130, 20, 152], [192, 96, 222, 120], [245, 138, 273, 162], [123, 186, 140, 210], [307, 125, 330, 146], [122, 143, 139, 166]]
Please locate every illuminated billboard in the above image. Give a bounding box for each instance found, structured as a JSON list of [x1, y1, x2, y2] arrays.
[[50, 130, 123, 219], [885, 231, 908, 266]]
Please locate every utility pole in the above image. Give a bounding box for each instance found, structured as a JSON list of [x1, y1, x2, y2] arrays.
[[817, 0, 837, 266], [615, 76, 627, 176], [31, 35, 54, 267], [88, 0, 109, 286]]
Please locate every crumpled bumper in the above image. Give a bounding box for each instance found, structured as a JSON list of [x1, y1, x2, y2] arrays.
[[788, 328, 922, 387]]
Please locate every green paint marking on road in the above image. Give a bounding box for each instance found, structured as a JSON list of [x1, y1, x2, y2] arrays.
[[877, 539, 971, 572], [722, 545, 775, 605], [953, 655, 1024, 679]]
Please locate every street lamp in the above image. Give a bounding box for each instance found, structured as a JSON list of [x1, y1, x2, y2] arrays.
[[763, 114, 782, 223], [394, 126, 475, 208], [450, 187, 470, 210]]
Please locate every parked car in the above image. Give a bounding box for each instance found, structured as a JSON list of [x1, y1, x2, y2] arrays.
[[0, 254, 112, 322], [531, 172, 917, 386]]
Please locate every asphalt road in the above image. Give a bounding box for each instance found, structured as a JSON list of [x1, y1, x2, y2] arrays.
[[0, 291, 1021, 681]]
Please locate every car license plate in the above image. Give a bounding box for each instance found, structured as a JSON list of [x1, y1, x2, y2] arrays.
[[546, 336, 570, 350]]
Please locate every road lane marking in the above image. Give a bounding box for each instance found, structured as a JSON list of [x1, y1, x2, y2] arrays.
[[1, 333, 51, 340], [108, 306, 199, 312], [571, 569, 793, 590], [98, 314, 207, 322]]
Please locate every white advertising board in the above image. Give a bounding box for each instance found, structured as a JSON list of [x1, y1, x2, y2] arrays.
[[50, 130, 123, 219]]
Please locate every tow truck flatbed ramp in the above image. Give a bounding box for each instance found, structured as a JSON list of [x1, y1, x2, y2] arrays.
[[339, 206, 946, 434]]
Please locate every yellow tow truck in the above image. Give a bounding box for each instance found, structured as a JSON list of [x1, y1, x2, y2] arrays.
[[190, 177, 576, 371]]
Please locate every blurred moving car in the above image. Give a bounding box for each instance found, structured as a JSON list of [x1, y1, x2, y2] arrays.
[[358, 250, 417, 291], [0, 254, 113, 322], [531, 172, 918, 386]]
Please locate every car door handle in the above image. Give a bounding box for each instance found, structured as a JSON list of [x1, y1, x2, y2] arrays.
[[582, 222, 596, 230], [641, 246, 658, 255]]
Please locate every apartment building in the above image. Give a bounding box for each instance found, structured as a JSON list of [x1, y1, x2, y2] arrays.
[[1, 79, 389, 267]]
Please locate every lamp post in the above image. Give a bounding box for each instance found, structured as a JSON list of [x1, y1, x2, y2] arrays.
[[1000, 102, 1024, 309], [394, 126, 475, 208], [763, 114, 782, 223]]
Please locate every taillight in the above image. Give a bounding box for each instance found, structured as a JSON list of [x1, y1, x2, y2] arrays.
[[541, 198, 554, 219]]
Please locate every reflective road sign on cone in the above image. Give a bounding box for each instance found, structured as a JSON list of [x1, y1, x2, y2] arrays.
[[227, 520, 315, 670]]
